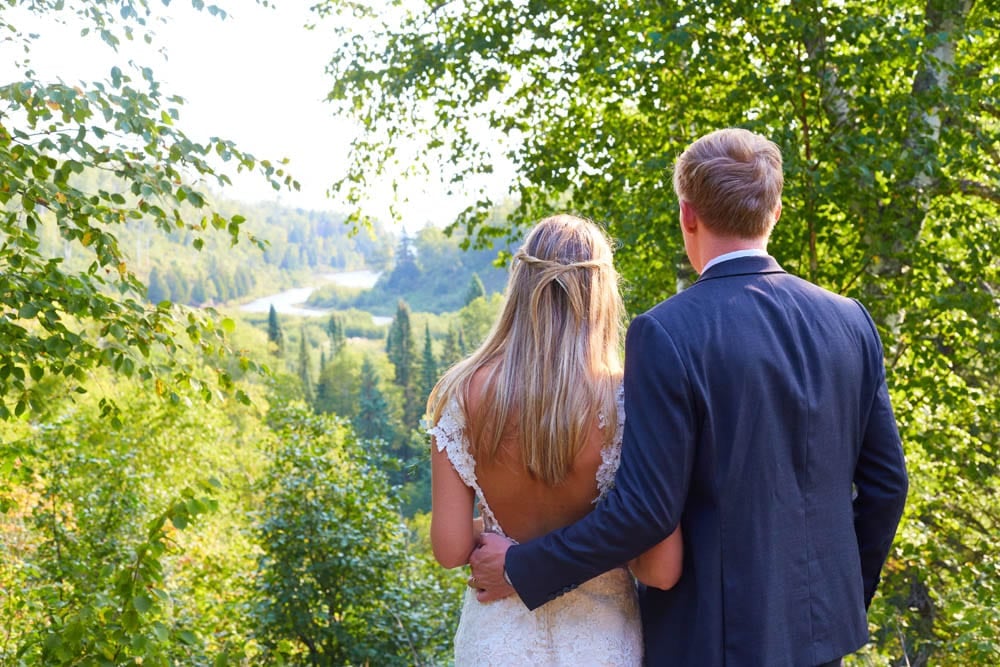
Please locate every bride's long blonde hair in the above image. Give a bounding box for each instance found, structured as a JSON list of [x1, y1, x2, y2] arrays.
[[427, 214, 625, 485]]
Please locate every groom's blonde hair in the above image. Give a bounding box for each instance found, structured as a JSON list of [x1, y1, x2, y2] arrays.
[[427, 214, 624, 485], [673, 128, 783, 239]]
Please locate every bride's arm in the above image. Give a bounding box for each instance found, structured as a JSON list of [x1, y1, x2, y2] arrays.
[[629, 526, 683, 590], [430, 443, 477, 568]]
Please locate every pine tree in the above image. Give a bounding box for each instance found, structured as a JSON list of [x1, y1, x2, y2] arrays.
[[316, 349, 328, 406], [267, 304, 284, 356], [356, 357, 393, 443], [327, 314, 346, 354], [385, 299, 420, 429], [420, 323, 438, 406], [440, 324, 463, 370], [298, 327, 313, 403], [464, 272, 486, 305], [386, 300, 414, 388], [386, 233, 421, 289]]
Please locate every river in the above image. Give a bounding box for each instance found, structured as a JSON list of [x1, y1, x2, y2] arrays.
[[238, 269, 392, 324]]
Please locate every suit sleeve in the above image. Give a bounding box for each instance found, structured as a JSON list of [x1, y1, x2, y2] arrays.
[[853, 302, 909, 607], [505, 313, 697, 610]]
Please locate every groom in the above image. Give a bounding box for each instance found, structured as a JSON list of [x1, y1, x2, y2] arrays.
[[470, 128, 908, 666]]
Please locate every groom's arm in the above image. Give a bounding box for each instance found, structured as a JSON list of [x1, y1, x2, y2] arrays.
[[852, 305, 908, 608], [505, 313, 696, 610]]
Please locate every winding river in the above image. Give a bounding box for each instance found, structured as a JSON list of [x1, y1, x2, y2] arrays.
[[239, 269, 392, 324]]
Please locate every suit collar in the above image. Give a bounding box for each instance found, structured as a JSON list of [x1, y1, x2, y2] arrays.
[[695, 255, 785, 283]]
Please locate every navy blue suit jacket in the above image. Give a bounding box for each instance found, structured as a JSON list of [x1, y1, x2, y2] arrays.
[[505, 256, 908, 666]]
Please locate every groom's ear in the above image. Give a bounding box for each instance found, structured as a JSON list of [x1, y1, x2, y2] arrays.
[[680, 200, 699, 233]]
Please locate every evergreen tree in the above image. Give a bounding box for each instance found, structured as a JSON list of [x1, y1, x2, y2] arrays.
[[386, 300, 414, 388], [146, 267, 170, 304], [386, 234, 421, 289], [327, 314, 346, 354], [298, 328, 313, 403], [420, 324, 438, 406], [440, 324, 463, 371], [355, 357, 393, 443], [385, 299, 420, 429], [316, 349, 328, 406], [457, 327, 467, 357], [464, 272, 486, 306], [267, 304, 284, 356]]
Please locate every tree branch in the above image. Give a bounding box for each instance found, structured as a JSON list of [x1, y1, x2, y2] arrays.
[[957, 179, 1000, 205]]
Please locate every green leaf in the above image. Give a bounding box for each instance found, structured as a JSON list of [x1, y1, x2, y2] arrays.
[[133, 593, 154, 614], [152, 621, 169, 642]]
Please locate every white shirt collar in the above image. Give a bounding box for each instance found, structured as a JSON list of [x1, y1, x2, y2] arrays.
[[702, 248, 769, 274]]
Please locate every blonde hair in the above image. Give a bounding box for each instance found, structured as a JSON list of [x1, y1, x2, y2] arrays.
[[672, 128, 783, 238], [427, 214, 625, 485]]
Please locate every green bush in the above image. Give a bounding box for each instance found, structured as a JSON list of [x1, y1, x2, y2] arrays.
[[253, 404, 462, 665]]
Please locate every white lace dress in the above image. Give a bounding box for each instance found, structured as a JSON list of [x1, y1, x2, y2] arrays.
[[427, 389, 642, 667]]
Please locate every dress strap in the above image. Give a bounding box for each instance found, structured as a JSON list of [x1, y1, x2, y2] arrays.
[[427, 397, 507, 538]]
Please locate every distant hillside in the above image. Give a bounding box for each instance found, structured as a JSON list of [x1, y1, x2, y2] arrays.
[[35, 167, 515, 315], [307, 226, 513, 315], [136, 198, 397, 307], [35, 167, 396, 308]]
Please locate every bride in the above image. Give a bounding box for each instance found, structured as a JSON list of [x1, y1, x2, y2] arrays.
[[426, 214, 682, 666]]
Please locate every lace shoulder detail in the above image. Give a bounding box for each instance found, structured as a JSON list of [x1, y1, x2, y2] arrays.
[[594, 383, 626, 502], [428, 398, 475, 484], [426, 397, 505, 537]]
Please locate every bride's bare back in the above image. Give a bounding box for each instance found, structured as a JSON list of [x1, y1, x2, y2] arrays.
[[466, 366, 612, 544]]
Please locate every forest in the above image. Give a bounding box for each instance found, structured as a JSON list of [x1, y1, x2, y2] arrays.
[[2, 0, 998, 666]]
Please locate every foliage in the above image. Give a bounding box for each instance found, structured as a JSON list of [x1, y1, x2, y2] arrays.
[[356, 355, 394, 443], [439, 323, 465, 371], [0, 379, 266, 665], [0, 0, 297, 418], [321, 0, 1000, 662], [1, 326, 460, 664], [254, 403, 462, 665], [313, 344, 362, 419], [458, 293, 505, 350]]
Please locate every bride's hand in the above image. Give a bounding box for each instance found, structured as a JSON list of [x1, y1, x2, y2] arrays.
[[468, 532, 516, 602]]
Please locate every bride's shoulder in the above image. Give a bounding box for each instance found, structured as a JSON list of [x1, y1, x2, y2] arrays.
[[465, 361, 500, 417]]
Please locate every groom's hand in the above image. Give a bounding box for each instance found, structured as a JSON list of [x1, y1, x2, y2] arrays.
[[469, 532, 515, 603]]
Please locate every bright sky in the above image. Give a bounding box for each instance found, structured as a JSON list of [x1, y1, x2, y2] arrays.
[[9, 1, 505, 229]]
